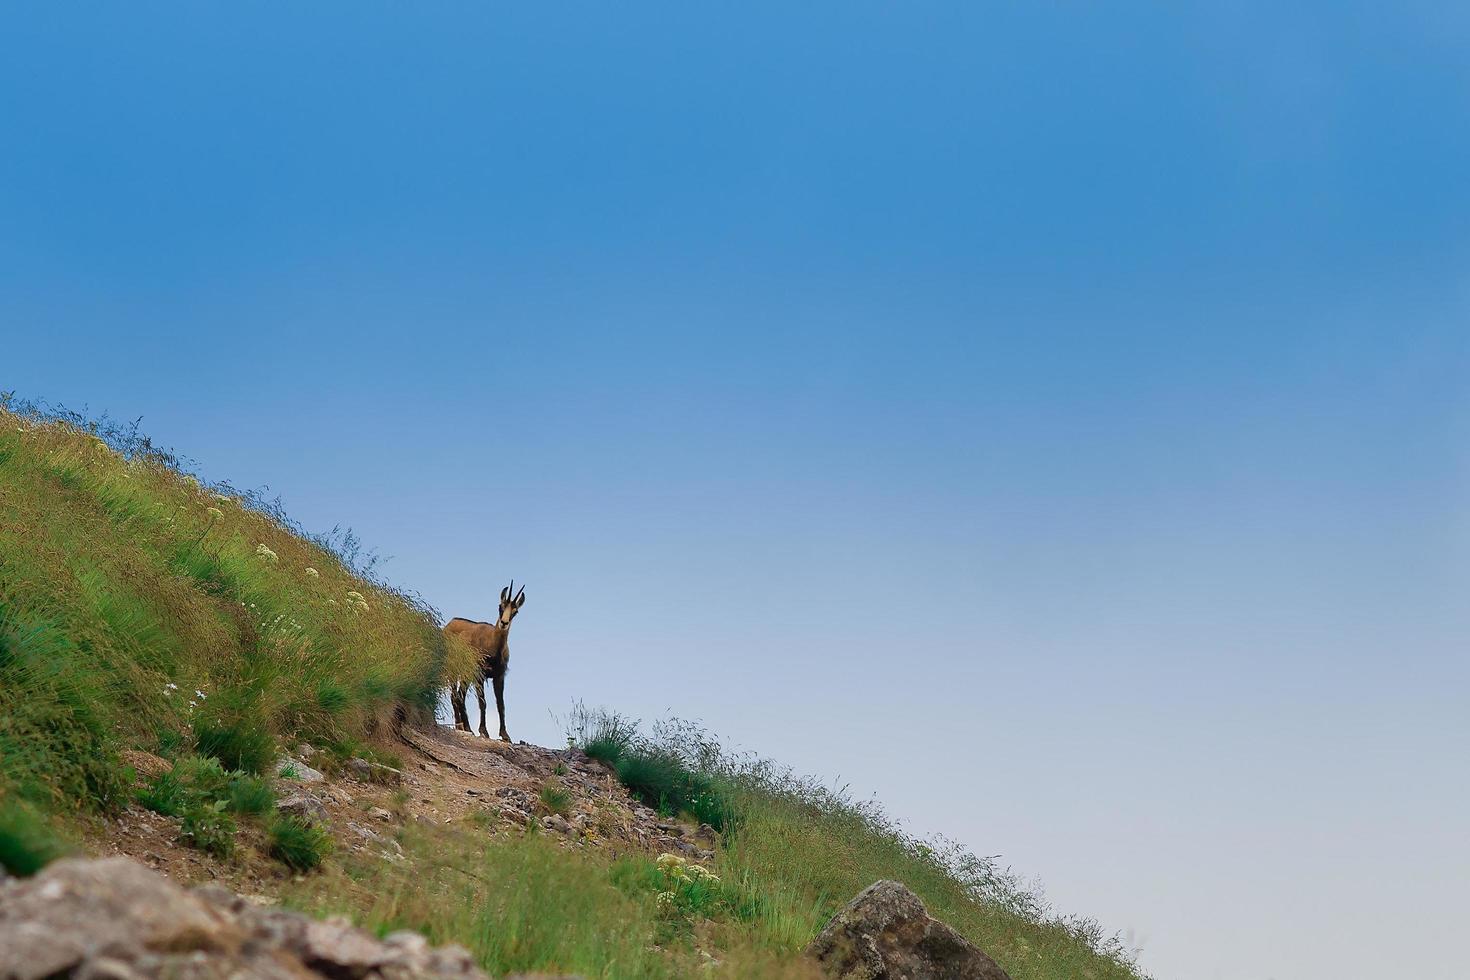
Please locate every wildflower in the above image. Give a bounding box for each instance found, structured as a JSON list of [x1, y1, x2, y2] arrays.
[[206, 507, 224, 521], [345, 591, 364, 602], [167, 683, 178, 690], [304, 567, 319, 578], [255, 544, 278, 562], [195, 690, 207, 700]]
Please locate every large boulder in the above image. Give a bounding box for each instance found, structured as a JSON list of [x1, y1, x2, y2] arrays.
[[0, 857, 486, 980], [0, 857, 243, 980], [805, 880, 1013, 980]]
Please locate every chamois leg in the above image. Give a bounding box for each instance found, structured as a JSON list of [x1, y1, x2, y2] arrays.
[[474, 678, 490, 738], [450, 682, 469, 731], [493, 670, 510, 742]]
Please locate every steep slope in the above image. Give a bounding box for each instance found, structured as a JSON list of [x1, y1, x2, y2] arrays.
[[0, 398, 1148, 980]]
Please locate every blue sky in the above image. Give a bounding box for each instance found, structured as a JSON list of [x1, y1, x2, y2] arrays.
[[3, 5, 1467, 979]]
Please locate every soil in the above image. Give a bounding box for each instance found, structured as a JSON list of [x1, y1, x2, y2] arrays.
[[82, 726, 718, 898]]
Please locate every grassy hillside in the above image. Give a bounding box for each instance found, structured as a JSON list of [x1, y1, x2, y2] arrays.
[[0, 397, 474, 819], [0, 396, 1148, 980]]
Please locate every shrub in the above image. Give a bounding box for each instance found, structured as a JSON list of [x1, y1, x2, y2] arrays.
[[226, 773, 275, 814], [565, 704, 733, 830], [194, 717, 275, 775], [539, 781, 573, 817], [136, 770, 188, 817], [564, 701, 637, 767], [0, 799, 69, 876], [615, 749, 731, 831], [172, 754, 231, 798], [268, 815, 332, 871], [180, 799, 236, 859]]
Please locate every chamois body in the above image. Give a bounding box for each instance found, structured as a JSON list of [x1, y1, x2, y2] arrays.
[[446, 581, 524, 741]]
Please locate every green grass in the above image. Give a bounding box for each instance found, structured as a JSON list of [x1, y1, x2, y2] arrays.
[[133, 754, 275, 859], [0, 798, 71, 876], [180, 799, 236, 859], [539, 781, 573, 817], [567, 708, 1149, 980], [226, 773, 276, 814], [0, 398, 453, 828], [269, 815, 334, 871], [285, 824, 814, 980], [564, 702, 732, 830]]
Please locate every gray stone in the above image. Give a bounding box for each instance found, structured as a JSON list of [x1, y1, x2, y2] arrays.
[[344, 758, 402, 786], [540, 815, 574, 836], [0, 857, 488, 980], [275, 793, 329, 826], [0, 857, 242, 980], [806, 880, 1013, 980], [274, 757, 325, 783]]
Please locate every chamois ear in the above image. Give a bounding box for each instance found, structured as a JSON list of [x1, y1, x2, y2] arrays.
[[500, 584, 511, 603]]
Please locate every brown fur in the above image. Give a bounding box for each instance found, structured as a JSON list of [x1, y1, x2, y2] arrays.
[[446, 581, 524, 740]]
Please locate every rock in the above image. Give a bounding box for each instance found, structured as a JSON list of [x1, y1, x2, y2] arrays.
[[275, 793, 329, 826], [301, 915, 396, 974], [347, 822, 384, 843], [320, 786, 355, 806], [370, 807, 393, 823], [0, 857, 488, 980], [274, 757, 325, 783], [344, 758, 403, 786], [0, 856, 243, 980], [806, 880, 1013, 980], [541, 815, 574, 836]]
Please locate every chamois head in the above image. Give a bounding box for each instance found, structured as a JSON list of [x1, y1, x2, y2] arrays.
[[496, 580, 526, 629]]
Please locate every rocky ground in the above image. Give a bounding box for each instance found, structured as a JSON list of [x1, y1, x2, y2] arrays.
[[7, 726, 1009, 980], [86, 726, 715, 900]]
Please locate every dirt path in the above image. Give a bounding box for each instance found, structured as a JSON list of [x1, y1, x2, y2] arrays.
[[85, 726, 717, 898]]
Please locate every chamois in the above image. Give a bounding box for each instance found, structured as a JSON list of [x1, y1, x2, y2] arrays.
[[446, 581, 525, 741]]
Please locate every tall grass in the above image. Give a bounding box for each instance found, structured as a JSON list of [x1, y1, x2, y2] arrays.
[[0, 396, 449, 823], [284, 822, 815, 980], [567, 706, 1149, 980], [563, 701, 733, 830]]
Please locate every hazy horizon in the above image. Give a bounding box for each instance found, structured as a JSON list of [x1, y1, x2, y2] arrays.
[[5, 5, 1468, 979]]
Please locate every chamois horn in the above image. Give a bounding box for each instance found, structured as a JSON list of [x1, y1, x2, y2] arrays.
[[514, 583, 526, 604]]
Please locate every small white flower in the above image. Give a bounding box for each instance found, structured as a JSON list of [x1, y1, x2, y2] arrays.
[[195, 690, 206, 700], [304, 567, 319, 578], [206, 507, 224, 521], [255, 544, 278, 562], [167, 683, 179, 690]]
